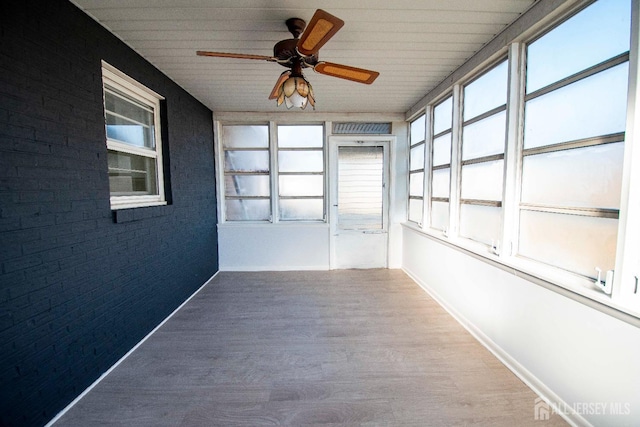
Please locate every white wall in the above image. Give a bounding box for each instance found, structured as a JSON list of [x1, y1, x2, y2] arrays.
[[388, 121, 408, 269], [402, 226, 640, 427], [218, 223, 330, 271], [215, 114, 408, 271]]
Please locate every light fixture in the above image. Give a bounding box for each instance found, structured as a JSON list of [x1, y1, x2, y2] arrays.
[[276, 74, 315, 110]]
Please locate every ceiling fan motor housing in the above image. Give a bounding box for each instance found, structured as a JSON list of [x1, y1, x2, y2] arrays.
[[273, 38, 318, 69], [285, 18, 306, 38]]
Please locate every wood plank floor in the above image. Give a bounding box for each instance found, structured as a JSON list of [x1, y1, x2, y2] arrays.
[[54, 270, 568, 426]]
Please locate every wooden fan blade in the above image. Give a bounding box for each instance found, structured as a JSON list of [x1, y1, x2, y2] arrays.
[[314, 62, 379, 84], [269, 71, 291, 100], [196, 51, 277, 62], [297, 9, 344, 57]]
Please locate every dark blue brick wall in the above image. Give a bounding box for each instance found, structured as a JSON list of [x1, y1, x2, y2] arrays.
[[0, 1, 219, 426]]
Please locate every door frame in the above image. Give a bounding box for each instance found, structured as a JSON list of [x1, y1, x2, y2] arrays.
[[328, 136, 392, 269]]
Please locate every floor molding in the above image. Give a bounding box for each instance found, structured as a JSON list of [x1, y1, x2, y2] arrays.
[[44, 271, 221, 427], [219, 265, 330, 272], [402, 266, 589, 427]]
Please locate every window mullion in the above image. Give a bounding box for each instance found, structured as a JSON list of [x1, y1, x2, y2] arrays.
[[449, 84, 463, 237], [422, 108, 432, 229], [522, 133, 624, 156], [614, 0, 640, 305], [503, 41, 526, 258], [106, 140, 157, 158], [324, 121, 330, 223], [462, 104, 507, 127], [525, 51, 630, 102], [269, 121, 278, 223]]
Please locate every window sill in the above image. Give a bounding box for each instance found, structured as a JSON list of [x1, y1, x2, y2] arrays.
[[218, 221, 329, 228], [402, 222, 640, 327], [112, 202, 169, 223]]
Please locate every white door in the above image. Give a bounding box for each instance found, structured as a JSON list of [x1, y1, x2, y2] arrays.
[[330, 138, 390, 269]]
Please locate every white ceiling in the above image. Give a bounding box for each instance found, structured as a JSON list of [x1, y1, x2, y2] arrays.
[[71, 0, 536, 114]]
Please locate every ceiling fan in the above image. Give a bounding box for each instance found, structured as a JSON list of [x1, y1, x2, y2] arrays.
[[196, 9, 380, 109]]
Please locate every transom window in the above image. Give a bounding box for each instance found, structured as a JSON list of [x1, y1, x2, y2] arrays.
[[102, 62, 165, 210]]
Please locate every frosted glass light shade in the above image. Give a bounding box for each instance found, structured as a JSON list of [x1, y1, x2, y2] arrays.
[[277, 76, 315, 110]]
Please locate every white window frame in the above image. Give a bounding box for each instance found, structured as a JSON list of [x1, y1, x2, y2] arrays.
[[217, 121, 327, 224], [101, 61, 166, 210], [221, 123, 271, 222], [458, 58, 509, 251], [408, 114, 426, 226], [405, 0, 640, 320], [276, 124, 326, 222], [428, 92, 455, 235]]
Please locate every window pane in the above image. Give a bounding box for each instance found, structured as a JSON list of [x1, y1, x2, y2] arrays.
[[108, 150, 157, 196], [526, 0, 631, 93], [105, 89, 155, 149], [433, 96, 453, 135], [338, 146, 383, 230], [279, 151, 323, 173], [411, 114, 426, 143], [462, 111, 506, 160], [524, 62, 629, 149], [432, 168, 450, 198], [106, 114, 155, 150], [460, 204, 501, 246], [278, 125, 323, 148], [463, 60, 508, 120], [225, 199, 270, 221], [410, 172, 424, 197], [223, 125, 269, 148], [432, 133, 451, 166], [460, 160, 504, 201], [280, 199, 323, 220], [431, 201, 449, 231], [224, 175, 270, 197], [521, 142, 624, 209], [279, 175, 323, 197], [519, 210, 618, 278], [409, 199, 423, 223], [224, 150, 269, 173], [410, 144, 425, 171], [104, 88, 153, 123]]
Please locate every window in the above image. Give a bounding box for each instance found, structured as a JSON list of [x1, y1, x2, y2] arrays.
[[277, 125, 324, 221], [430, 96, 453, 232], [460, 60, 508, 247], [222, 125, 270, 221], [408, 114, 425, 224], [102, 62, 166, 210], [519, 0, 629, 279], [220, 123, 326, 222], [407, 0, 636, 313], [339, 146, 385, 230]]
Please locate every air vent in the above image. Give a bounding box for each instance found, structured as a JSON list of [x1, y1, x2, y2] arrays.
[[332, 122, 392, 135]]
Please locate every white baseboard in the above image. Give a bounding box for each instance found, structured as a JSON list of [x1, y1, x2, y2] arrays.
[[219, 265, 330, 272], [44, 271, 220, 426], [402, 266, 590, 427]]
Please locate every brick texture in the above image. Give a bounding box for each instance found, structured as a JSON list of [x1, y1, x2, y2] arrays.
[[0, 1, 219, 426]]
